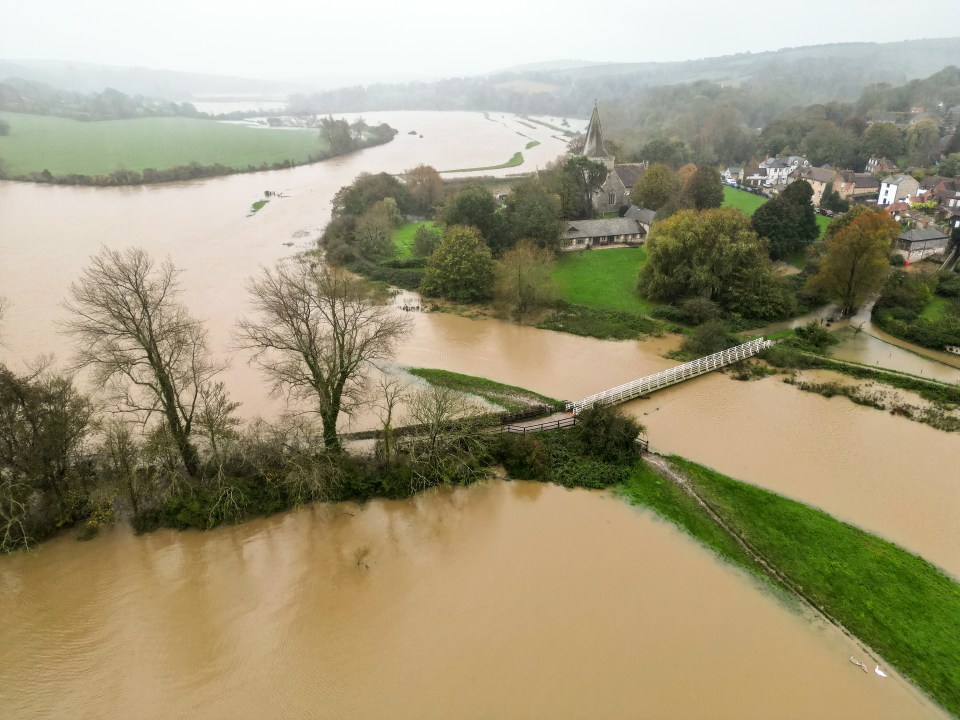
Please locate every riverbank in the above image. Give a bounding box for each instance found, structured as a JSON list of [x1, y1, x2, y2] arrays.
[[623, 455, 960, 718], [0, 111, 396, 185]]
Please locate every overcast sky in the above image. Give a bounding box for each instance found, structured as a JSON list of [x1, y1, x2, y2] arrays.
[[3, 0, 959, 86]]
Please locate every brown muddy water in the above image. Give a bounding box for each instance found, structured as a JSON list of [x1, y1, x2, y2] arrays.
[[0, 481, 945, 719], [0, 112, 957, 717]]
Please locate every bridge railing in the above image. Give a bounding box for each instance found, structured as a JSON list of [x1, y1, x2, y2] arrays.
[[565, 337, 774, 414]]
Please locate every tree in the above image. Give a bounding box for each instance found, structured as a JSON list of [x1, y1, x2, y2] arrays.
[[820, 182, 850, 214], [402, 164, 443, 213], [860, 122, 904, 162], [630, 163, 680, 210], [331, 172, 413, 219], [237, 259, 411, 450], [502, 177, 562, 249], [807, 209, 899, 314], [373, 373, 408, 464], [639, 138, 689, 168], [411, 224, 441, 258], [681, 167, 724, 210], [0, 363, 94, 539], [319, 116, 356, 155], [751, 180, 819, 260], [906, 119, 941, 167], [494, 239, 556, 318], [355, 199, 401, 258], [400, 384, 492, 491], [565, 155, 608, 219], [440, 184, 507, 250], [640, 208, 793, 320], [802, 121, 859, 167], [64, 247, 224, 477], [420, 225, 494, 302]]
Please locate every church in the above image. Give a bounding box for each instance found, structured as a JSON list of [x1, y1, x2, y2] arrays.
[[577, 104, 644, 215]]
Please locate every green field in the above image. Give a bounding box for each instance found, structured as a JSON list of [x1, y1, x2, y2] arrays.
[[723, 186, 831, 239], [0, 111, 328, 175], [392, 221, 436, 259], [625, 458, 960, 718], [919, 295, 950, 322], [441, 151, 524, 174], [551, 247, 653, 313]]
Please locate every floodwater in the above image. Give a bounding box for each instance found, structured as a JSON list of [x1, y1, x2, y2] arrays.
[[0, 481, 945, 719], [1, 111, 958, 717]]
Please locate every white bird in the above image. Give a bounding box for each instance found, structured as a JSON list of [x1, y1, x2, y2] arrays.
[[875, 666, 888, 678]]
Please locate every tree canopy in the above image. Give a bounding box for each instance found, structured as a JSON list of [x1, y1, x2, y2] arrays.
[[751, 179, 819, 260], [565, 156, 608, 219], [502, 178, 562, 249], [639, 208, 793, 320], [681, 167, 724, 210], [807, 208, 898, 314], [493, 239, 556, 318], [630, 163, 679, 211], [440, 184, 507, 251], [420, 225, 495, 302]]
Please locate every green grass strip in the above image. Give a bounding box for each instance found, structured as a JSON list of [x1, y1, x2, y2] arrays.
[[0, 111, 327, 175], [551, 247, 653, 313], [440, 152, 524, 174], [662, 457, 960, 717], [620, 463, 770, 584], [392, 220, 436, 259], [525, 140, 541, 150], [407, 368, 561, 412]]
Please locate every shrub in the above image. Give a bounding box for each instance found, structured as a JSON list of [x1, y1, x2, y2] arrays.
[[496, 433, 548, 479], [679, 320, 736, 356], [576, 403, 645, 463]]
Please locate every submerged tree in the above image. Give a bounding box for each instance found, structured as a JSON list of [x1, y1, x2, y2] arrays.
[[237, 259, 411, 450], [64, 247, 225, 477]]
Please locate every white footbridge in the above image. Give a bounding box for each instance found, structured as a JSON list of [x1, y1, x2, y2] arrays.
[[565, 337, 775, 414]]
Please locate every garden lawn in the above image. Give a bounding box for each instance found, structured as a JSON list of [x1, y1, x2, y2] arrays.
[[919, 295, 950, 323], [392, 221, 436, 259], [723, 186, 832, 240], [551, 247, 653, 313], [0, 111, 327, 175]]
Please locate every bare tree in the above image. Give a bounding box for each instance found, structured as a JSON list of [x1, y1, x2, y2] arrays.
[[63, 247, 225, 477], [372, 373, 409, 463], [236, 258, 411, 451], [494, 239, 556, 318], [400, 384, 493, 491]]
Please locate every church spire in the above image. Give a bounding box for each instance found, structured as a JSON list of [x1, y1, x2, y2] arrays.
[[582, 102, 608, 158]]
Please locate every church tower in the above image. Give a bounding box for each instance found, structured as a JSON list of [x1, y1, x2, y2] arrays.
[[578, 103, 626, 214]]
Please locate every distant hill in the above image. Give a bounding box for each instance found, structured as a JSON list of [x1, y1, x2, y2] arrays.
[[0, 59, 305, 101]]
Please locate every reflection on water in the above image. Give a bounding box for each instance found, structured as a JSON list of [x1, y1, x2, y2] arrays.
[[0, 481, 945, 719]]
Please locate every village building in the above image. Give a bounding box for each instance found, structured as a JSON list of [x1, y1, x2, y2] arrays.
[[615, 163, 647, 198], [797, 167, 844, 206], [760, 156, 810, 187], [866, 156, 898, 175], [578, 105, 628, 214], [839, 171, 880, 202], [878, 174, 921, 206], [561, 217, 645, 251], [897, 227, 950, 263], [624, 205, 657, 235]]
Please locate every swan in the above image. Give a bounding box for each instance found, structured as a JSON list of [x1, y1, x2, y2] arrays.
[[875, 666, 888, 678]]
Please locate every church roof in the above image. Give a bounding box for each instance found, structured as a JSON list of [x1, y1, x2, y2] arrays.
[[582, 105, 609, 158]]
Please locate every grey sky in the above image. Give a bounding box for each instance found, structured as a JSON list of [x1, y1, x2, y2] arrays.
[[3, 0, 958, 86]]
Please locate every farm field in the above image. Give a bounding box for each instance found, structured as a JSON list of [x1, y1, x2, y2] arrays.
[[551, 247, 653, 313], [0, 111, 327, 176]]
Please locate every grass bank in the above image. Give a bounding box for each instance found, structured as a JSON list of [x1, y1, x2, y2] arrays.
[[0, 111, 328, 176], [551, 247, 653, 313], [441, 151, 524, 174], [407, 368, 561, 412], [623, 457, 960, 717]]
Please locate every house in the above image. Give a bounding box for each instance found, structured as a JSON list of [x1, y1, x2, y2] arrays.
[[561, 218, 645, 251], [758, 156, 810, 187], [897, 227, 949, 263], [740, 165, 767, 188], [577, 105, 628, 214], [722, 167, 742, 186], [797, 167, 844, 206], [878, 174, 920, 206], [866, 156, 898, 175], [839, 171, 880, 202], [624, 205, 656, 234]]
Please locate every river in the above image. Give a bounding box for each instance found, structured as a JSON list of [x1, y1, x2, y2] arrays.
[[0, 110, 957, 717]]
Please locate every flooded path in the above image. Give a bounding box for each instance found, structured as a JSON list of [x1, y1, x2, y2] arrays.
[[0, 481, 945, 719]]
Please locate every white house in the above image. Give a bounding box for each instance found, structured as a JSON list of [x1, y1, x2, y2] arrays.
[[878, 175, 920, 206]]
